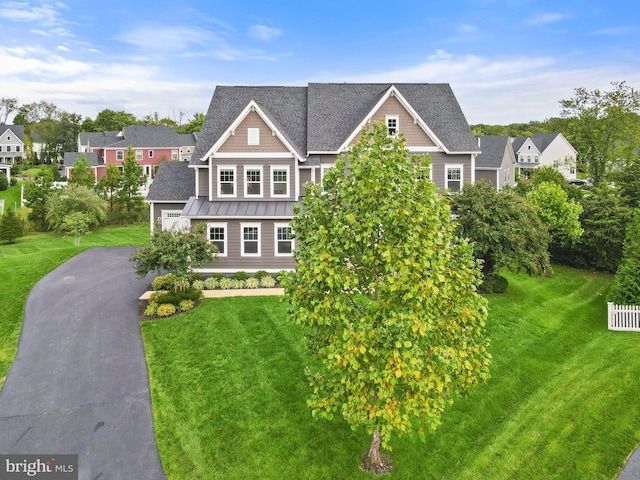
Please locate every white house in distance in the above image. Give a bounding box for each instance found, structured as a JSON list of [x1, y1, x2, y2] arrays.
[[0, 124, 24, 182], [511, 133, 577, 180]]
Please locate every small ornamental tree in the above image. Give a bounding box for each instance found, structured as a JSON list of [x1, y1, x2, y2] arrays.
[[451, 181, 552, 292], [45, 184, 106, 232], [132, 223, 218, 291], [0, 209, 25, 244], [608, 209, 640, 305], [283, 121, 491, 472], [60, 211, 92, 246]]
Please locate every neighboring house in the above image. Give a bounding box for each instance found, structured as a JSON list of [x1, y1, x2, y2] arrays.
[[511, 133, 577, 180], [474, 135, 516, 190], [0, 124, 24, 182], [147, 83, 480, 274], [63, 152, 102, 181], [72, 125, 197, 182], [28, 131, 45, 162]]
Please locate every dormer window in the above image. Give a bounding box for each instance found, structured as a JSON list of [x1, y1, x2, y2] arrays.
[[248, 128, 260, 145], [386, 115, 399, 136]]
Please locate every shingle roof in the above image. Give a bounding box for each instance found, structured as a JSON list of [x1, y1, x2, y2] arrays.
[[511, 133, 562, 154], [191, 86, 308, 165], [0, 124, 24, 141], [146, 161, 195, 202], [307, 83, 479, 153], [182, 197, 295, 218], [475, 136, 511, 168], [105, 125, 196, 149], [83, 131, 121, 148], [63, 152, 101, 167]]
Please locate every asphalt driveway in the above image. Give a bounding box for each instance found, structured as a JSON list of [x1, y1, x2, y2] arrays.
[[0, 247, 165, 480]]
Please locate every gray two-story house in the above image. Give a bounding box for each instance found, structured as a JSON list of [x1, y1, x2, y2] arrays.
[[147, 83, 480, 274], [0, 124, 24, 182]]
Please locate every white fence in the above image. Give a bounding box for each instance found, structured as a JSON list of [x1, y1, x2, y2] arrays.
[[608, 302, 640, 332]]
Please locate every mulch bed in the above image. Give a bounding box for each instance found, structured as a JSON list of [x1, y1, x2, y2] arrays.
[[360, 452, 393, 475]]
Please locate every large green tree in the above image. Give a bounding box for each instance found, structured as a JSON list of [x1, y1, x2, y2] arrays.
[[560, 81, 640, 185], [526, 182, 583, 245], [608, 209, 640, 305], [283, 122, 491, 472], [91, 109, 138, 132], [68, 154, 95, 188], [24, 167, 54, 230], [451, 181, 552, 292], [114, 146, 146, 223]]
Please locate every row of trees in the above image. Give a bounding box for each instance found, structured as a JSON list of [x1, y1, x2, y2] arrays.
[[22, 146, 147, 242], [1, 97, 204, 165], [472, 81, 640, 187]]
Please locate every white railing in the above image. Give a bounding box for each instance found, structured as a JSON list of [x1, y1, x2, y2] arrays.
[[608, 302, 640, 332]]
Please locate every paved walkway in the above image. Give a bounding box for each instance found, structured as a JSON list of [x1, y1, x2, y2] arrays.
[[618, 443, 640, 479], [0, 247, 165, 480]]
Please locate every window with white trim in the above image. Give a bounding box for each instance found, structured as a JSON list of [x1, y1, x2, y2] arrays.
[[5, 146, 10, 152], [386, 115, 399, 136], [248, 128, 260, 145], [320, 164, 335, 189], [148, 150, 154, 158], [15, 145, 20, 152], [218, 166, 236, 197], [172, 150, 179, 161], [274, 223, 294, 256], [445, 165, 463, 193], [241, 223, 261, 256], [245, 166, 262, 197], [271, 166, 289, 197], [207, 223, 227, 257], [135, 150, 143, 161], [116, 150, 124, 160]]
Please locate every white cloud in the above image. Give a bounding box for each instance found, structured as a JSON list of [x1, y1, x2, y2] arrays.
[[333, 51, 640, 124], [248, 24, 282, 41], [57, 45, 69, 52], [118, 25, 215, 52], [0, 1, 62, 25], [458, 24, 478, 34], [526, 12, 568, 26]]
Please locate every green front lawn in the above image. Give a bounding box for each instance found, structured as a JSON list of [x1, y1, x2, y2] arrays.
[[0, 224, 149, 388], [142, 267, 640, 479]]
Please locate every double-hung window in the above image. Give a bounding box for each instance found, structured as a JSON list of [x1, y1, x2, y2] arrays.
[[218, 166, 236, 197], [135, 150, 143, 161], [245, 166, 262, 197], [208, 223, 227, 257], [116, 150, 124, 161], [274, 223, 294, 256], [445, 165, 463, 193], [172, 150, 179, 161], [386, 115, 399, 136], [241, 223, 261, 256], [271, 166, 289, 197]]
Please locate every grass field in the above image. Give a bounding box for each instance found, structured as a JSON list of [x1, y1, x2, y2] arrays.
[[0, 223, 149, 388], [141, 267, 640, 479]]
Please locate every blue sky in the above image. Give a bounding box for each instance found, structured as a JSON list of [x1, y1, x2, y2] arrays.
[[1, 0, 639, 124]]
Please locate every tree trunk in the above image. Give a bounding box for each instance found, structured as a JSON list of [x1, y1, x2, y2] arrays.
[[367, 430, 383, 467]]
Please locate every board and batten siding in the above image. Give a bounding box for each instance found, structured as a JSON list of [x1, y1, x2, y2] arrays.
[[192, 219, 295, 273]]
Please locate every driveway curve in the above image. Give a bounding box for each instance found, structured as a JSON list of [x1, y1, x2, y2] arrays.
[[0, 247, 165, 480]]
